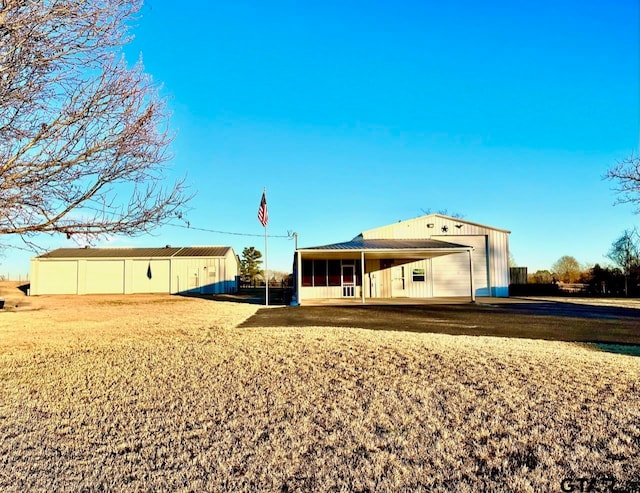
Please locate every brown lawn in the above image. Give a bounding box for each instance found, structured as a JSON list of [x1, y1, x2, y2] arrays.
[[1, 284, 639, 492]]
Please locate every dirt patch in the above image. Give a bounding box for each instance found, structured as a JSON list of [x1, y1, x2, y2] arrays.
[[0, 281, 34, 311]]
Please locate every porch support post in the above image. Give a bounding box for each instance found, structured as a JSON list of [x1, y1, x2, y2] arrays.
[[360, 251, 366, 304], [296, 250, 302, 306], [468, 248, 475, 303]]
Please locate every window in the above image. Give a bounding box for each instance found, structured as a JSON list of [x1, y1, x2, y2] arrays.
[[302, 259, 313, 286], [313, 260, 327, 286], [301, 259, 360, 287], [328, 260, 341, 286], [412, 268, 425, 282]]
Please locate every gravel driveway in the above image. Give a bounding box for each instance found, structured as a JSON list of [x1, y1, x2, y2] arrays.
[[240, 298, 640, 347]]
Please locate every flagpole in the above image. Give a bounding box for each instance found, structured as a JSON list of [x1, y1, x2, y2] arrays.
[[265, 223, 269, 307], [258, 187, 269, 306], [264, 188, 269, 307]]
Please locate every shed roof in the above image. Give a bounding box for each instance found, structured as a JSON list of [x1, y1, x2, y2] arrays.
[[36, 246, 232, 259]]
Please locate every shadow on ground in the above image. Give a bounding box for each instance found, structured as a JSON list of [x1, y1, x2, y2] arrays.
[[239, 301, 640, 356], [175, 293, 289, 305], [589, 343, 640, 357]]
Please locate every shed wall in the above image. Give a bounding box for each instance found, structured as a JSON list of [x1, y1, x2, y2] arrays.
[[170, 255, 238, 294]]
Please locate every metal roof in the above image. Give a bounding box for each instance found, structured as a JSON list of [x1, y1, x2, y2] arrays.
[[36, 246, 232, 259], [172, 246, 232, 257], [298, 239, 472, 260], [300, 238, 471, 251]]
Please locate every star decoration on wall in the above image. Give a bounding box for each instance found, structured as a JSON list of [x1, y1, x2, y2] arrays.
[[441, 225, 448, 232]]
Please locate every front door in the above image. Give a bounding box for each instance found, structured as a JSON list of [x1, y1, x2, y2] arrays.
[[342, 264, 355, 297], [391, 266, 405, 297]]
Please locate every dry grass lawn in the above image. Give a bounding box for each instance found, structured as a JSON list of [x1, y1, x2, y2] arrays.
[[1, 285, 639, 492]]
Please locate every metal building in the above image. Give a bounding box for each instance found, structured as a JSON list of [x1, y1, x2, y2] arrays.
[[294, 214, 510, 304], [30, 246, 239, 295]]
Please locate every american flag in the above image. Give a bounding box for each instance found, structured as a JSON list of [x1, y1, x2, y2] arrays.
[[258, 191, 268, 227]]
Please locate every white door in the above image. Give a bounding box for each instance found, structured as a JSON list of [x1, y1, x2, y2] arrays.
[[342, 264, 355, 297], [190, 269, 200, 292], [391, 266, 405, 297]]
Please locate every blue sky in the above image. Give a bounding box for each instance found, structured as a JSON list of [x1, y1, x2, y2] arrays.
[[2, 0, 638, 278]]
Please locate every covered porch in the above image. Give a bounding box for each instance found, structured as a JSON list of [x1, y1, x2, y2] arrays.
[[294, 238, 475, 306]]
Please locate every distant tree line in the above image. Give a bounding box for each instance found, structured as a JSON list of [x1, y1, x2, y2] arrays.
[[526, 230, 640, 297]]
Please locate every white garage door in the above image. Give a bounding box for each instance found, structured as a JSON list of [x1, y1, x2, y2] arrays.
[[132, 260, 170, 293], [431, 235, 489, 297], [85, 260, 125, 294], [37, 261, 78, 295]]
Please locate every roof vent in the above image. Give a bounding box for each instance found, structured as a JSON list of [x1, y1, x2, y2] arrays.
[[165, 245, 171, 248]]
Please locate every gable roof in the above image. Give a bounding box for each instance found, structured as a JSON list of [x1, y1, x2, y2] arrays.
[[35, 246, 232, 259], [427, 214, 511, 233]]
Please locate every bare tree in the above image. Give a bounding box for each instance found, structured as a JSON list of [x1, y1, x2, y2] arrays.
[[605, 153, 640, 212], [606, 229, 640, 296], [0, 0, 189, 248], [420, 208, 465, 219]]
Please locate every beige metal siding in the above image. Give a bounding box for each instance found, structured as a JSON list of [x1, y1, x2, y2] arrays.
[[170, 257, 228, 294], [433, 235, 489, 296], [403, 259, 433, 298], [363, 215, 509, 297], [171, 258, 202, 294], [364, 259, 379, 297], [132, 260, 171, 293], [490, 231, 510, 296], [85, 260, 125, 294], [223, 247, 240, 293], [376, 266, 392, 297], [364, 259, 433, 298], [362, 214, 508, 239]]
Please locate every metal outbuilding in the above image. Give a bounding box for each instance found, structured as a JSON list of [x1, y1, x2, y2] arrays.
[[294, 214, 510, 305], [30, 246, 240, 295]]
